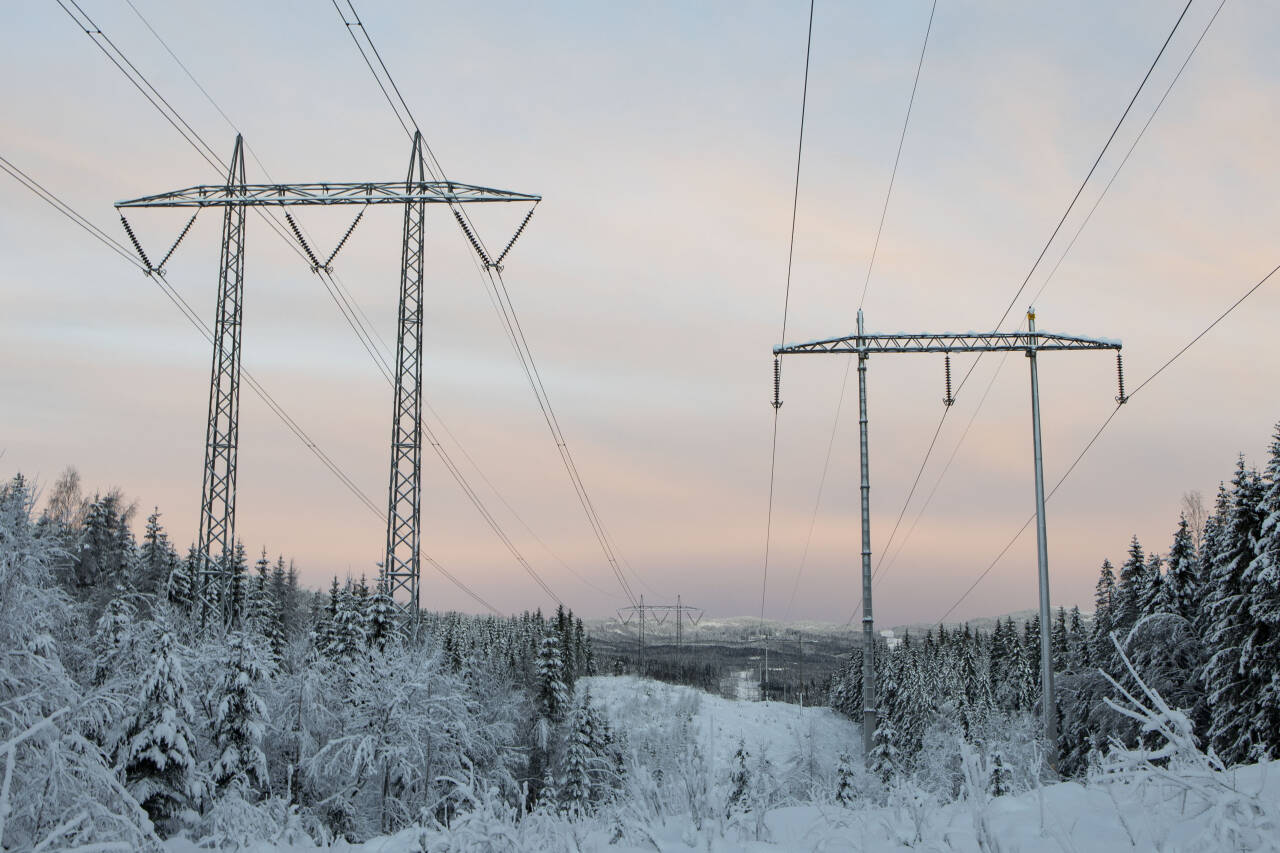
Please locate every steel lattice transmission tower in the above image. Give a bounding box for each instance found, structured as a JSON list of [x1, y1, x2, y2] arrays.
[[774, 309, 1126, 760], [385, 134, 429, 608], [116, 133, 539, 615], [198, 135, 247, 617]]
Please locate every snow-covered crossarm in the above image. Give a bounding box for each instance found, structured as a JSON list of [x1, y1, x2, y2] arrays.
[[116, 180, 541, 208], [774, 330, 1121, 355]]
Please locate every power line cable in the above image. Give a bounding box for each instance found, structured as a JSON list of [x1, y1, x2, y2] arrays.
[[1, 153, 502, 615], [783, 0, 937, 621], [1030, 0, 1228, 309], [848, 0, 1201, 611], [762, 0, 816, 632], [935, 257, 1280, 625], [330, 0, 642, 606], [857, 0, 938, 312], [111, 0, 570, 608]]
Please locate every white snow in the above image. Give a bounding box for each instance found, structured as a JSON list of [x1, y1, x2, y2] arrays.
[[168, 676, 1279, 851]]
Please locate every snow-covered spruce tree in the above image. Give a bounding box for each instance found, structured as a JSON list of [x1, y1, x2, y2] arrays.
[[136, 508, 178, 601], [988, 749, 1010, 797], [1242, 422, 1280, 757], [73, 490, 135, 593], [93, 583, 137, 686], [835, 751, 858, 806], [1202, 458, 1266, 765], [1165, 515, 1200, 624], [210, 631, 269, 795], [0, 475, 156, 849], [1091, 558, 1117, 664], [726, 739, 751, 816], [365, 574, 399, 652], [559, 690, 596, 816], [1067, 605, 1090, 671], [1138, 551, 1164, 619], [123, 628, 199, 835], [1112, 536, 1146, 643], [167, 549, 194, 610], [536, 631, 569, 724], [225, 540, 249, 629]]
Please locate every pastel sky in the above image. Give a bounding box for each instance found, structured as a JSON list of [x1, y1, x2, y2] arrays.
[[2, 1, 1278, 626]]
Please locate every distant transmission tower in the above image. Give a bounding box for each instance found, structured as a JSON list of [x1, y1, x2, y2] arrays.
[[116, 133, 539, 616], [774, 308, 1126, 759], [617, 595, 703, 675]]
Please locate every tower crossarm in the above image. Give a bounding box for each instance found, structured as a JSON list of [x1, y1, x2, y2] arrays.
[[116, 181, 541, 209], [774, 330, 1121, 356]]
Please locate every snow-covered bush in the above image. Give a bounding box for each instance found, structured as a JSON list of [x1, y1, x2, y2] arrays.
[[1093, 635, 1280, 851]]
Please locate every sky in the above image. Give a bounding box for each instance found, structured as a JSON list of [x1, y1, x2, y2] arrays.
[[2, 0, 1278, 627]]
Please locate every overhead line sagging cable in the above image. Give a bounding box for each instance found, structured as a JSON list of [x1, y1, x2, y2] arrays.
[[856, 0, 1205, 604], [857, 0, 938, 312], [785, 0, 937, 622], [763, 0, 816, 629], [59, 3, 542, 613], [331, 0, 642, 606], [1, 153, 502, 616], [935, 258, 1280, 625], [112, 0, 568, 609]]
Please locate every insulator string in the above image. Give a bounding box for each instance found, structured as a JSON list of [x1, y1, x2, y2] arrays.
[[156, 210, 199, 272], [452, 207, 492, 267], [323, 204, 367, 270], [772, 357, 783, 410], [1115, 350, 1128, 404], [943, 353, 954, 407], [285, 211, 323, 272], [119, 214, 153, 273], [494, 204, 536, 268]]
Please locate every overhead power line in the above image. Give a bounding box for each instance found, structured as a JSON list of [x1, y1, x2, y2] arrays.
[[0, 153, 503, 617], [331, 0, 643, 606], [935, 257, 1280, 625], [52, 1, 547, 613], [762, 0, 816, 630], [855, 0, 1203, 608], [783, 0, 939, 622]]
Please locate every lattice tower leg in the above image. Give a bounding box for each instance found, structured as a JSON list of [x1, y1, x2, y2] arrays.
[[384, 132, 428, 611], [197, 135, 247, 624]]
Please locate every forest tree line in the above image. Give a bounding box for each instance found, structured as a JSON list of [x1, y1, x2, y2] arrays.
[[828, 421, 1280, 781]]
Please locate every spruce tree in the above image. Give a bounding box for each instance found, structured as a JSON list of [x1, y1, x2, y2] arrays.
[[211, 632, 269, 794], [1113, 537, 1146, 640], [122, 630, 197, 834], [727, 740, 751, 814], [560, 691, 595, 815], [536, 632, 569, 723], [835, 751, 858, 806], [167, 551, 193, 610], [1067, 605, 1089, 671], [136, 509, 177, 598], [1202, 458, 1266, 764], [1243, 424, 1280, 757], [1165, 516, 1199, 623], [1091, 559, 1117, 664], [1138, 552, 1164, 619]]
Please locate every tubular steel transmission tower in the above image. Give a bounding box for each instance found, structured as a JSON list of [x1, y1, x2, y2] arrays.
[[116, 133, 539, 614], [774, 309, 1125, 760]]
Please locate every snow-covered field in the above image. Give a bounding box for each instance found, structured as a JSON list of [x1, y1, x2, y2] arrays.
[[167, 675, 1279, 852]]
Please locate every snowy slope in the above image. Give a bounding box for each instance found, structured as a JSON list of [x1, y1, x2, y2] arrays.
[[584, 674, 859, 774], [167, 677, 1280, 852]]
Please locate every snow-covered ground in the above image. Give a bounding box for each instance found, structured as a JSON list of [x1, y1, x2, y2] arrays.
[[171, 675, 1279, 851]]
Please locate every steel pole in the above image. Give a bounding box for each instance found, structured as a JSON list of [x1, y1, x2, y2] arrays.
[[858, 309, 876, 760], [1027, 309, 1057, 755]]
